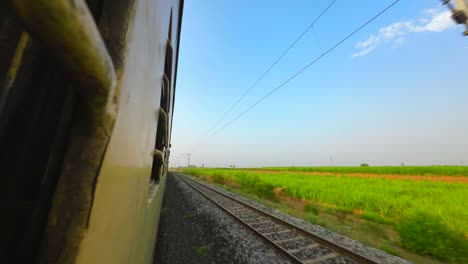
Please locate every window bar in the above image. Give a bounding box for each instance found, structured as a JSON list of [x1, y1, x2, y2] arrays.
[[8, 0, 116, 111]]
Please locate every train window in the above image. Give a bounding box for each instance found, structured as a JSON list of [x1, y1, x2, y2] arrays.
[[150, 14, 173, 183]]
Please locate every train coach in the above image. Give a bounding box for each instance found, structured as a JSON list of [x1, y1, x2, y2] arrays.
[[0, 0, 183, 263]]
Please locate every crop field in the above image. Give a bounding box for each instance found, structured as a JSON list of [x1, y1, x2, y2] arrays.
[[180, 167, 468, 263], [261, 166, 468, 176]]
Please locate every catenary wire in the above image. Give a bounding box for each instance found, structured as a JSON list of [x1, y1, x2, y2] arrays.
[[209, 0, 401, 138], [191, 0, 339, 149]]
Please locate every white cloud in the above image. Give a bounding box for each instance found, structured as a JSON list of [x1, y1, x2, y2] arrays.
[[352, 7, 455, 58], [351, 46, 376, 58], [423, 7, 440, 16], [420, 10, 454, 32]]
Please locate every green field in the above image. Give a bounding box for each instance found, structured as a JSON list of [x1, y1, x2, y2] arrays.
[[180, 167, 468, 263], [259, 166, 468, 176]]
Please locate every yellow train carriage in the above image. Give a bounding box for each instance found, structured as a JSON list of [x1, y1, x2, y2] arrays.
[[0, 0, 183, 263]]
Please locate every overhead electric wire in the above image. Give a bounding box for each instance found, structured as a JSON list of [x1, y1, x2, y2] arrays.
[[193, 0, 338, 147], [209, 0, 401, 137]]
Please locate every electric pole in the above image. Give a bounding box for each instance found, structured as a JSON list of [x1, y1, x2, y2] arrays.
[[186, 153, 191, 167]]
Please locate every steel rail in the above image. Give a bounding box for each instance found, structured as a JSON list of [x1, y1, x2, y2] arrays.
[[176, 172, 379, 264], [176, 173, 304, 264]]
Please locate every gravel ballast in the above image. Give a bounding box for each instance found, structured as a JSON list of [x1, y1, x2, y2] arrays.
[[153, 172, 291, 264]]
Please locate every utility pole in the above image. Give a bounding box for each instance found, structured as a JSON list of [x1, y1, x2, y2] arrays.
[[186, 153, 191, 167]]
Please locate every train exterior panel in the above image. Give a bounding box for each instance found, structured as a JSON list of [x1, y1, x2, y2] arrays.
[[75, 0, 182, 263]]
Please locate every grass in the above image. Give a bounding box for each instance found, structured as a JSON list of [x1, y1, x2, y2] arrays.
[[361, 211, 389, 224], [396, 214, 468, 263], [303, 204, 319, 215], [193, 244, 211, 256], [180, 167, 468, 263], [380, 242, 399, 256], [256, 166, 468, 176]]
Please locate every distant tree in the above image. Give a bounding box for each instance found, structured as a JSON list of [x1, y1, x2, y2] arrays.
[[360, 163, 369, 167], [401, 162, 405, 167]]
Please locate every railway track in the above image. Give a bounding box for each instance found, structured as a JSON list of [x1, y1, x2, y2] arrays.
[[175, 172, 379, 264]]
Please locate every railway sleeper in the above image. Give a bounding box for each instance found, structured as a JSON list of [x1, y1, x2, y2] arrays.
[[287, 243, 320, 254], [241, 215, 265, 222], [303, 252, 339, 264], [248, 219, 272, 226], [262, 229, 294, 236], [273, 235, 304, 244], [256, 225, 285, 233], [226, 206, 245, 212]]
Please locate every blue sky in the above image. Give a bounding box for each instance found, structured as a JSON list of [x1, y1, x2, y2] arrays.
[[170, 0, 468, 167]]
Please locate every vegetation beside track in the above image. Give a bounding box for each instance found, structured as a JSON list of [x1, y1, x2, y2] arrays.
[[179, 167, 468, 263], [259, 166, 468, 176]]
